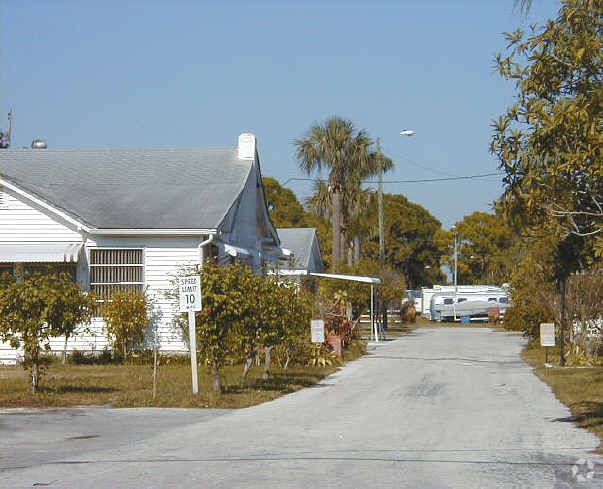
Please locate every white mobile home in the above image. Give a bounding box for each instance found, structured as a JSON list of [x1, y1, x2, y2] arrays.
[[0, 133, 288, 364]]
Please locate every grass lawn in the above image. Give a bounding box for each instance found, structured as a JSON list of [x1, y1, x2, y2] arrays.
[[0, 341, 366, 409], [522, 342, 603, 451]]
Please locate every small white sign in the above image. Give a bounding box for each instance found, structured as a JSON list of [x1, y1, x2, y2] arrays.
[[311, 319, 325, 343], [179, 275, 202, 312], [540, 323, 555, 347]]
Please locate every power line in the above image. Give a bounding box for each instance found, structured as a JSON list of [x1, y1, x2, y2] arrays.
[[281, 172, 504, 186], [389, 153, 461, 178]]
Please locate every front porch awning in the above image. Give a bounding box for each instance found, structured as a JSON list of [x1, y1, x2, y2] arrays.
[[263, 246, 293, 260], [223, 243, 251, 257], [0, 243, 82, 263]]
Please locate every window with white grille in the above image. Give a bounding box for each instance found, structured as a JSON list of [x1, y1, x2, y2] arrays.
[[89, 249, 144, 301]]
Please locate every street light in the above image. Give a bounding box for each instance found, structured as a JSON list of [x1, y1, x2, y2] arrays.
[[377, 129, 417, 265]]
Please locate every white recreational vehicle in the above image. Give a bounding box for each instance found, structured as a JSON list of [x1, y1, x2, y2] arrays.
[[420, 285, 509, 321], [429, 288, 510, 322]]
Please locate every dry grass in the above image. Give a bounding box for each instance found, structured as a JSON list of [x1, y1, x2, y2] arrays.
[[0, 342, 366, 409], [522, 343, 603, 451]]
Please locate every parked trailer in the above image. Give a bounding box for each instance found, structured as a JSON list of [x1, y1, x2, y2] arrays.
[[430, 290, 510, 322], [421, 285, 503, 319]]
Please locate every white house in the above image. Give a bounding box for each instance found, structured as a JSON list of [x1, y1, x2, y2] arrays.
[[276, 228, 325, 277], [0, 133, 288, 364]]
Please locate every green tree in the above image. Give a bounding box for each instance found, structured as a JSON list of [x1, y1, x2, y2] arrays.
[[181, 262, 315, 390], [491, 0, 601, 364], [0, 271, 96, 393], [295, 117, 390, 269], [255, 278, 291, 380], [363, 194, 444, 288], [263, 177, 309, 228], [276, 286, 313, 369], [441, 211, 516, 285], [191, 262, 257, 392], [491, 0, 602, 254], [47, 277, 98, 365], [102, 290, 149, 363]]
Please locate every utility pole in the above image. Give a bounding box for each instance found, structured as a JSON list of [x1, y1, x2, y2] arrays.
[[377, 137, 385, 267], [377, 137, 386, 335], [453, 228, 458, 296]]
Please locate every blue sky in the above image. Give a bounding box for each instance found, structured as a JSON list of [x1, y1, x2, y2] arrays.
[[1, 0, 559, 228]]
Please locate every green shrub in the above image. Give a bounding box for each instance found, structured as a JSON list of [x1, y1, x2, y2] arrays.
[[0, 270, 96, 392], [68, 350, 94, 365], [102, 290, 149, 363]]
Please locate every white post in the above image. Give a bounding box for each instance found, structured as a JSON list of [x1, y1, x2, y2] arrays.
[[152, 343, 158, 399], [188, 311, 199, 395], [370, 284, 374, 341], [454, 231, 458, 296]]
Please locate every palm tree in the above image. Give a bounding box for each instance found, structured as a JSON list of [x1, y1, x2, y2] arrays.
[[307, 181, 377, 265], [296, 117, 383, 269], [296, 117, 393, 269]]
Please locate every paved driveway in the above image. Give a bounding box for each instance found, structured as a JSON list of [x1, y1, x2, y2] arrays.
[[1, 328, 601, 488]]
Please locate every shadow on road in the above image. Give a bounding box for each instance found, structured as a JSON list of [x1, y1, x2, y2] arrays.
[[366, 355, 524, 366], [552, 401, 603, 430]]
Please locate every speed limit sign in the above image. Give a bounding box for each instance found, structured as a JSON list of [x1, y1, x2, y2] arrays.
[[178, 275, 202, 312], [179, 275, 202, 395]]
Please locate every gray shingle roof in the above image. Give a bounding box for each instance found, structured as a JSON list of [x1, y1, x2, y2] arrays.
[[0, 148, 252, 229], [276, 228, 319, 270]]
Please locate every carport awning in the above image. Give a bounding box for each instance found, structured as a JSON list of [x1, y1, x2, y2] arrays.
[[310, 272, 382, 284], [0, 243, 82, 263]]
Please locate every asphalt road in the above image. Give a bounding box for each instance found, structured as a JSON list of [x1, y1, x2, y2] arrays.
[[1, 327, 601, 488]]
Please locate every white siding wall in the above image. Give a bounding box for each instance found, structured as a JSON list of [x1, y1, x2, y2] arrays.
[[142, 246, 200, 351], [45, 244, 200, 355], [0, 341, 23, 366], [0, 190, 85, 363], [0, 190, 82, 242], [46, 319, 110, 355], [45, 238, 202, 355], [0, 190, 203, 362]]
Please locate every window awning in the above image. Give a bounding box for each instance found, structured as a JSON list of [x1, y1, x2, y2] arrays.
[[0, 243, 82, 263]]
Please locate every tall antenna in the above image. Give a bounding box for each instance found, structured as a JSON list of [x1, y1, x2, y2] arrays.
[[0, 109, 12, 149], [6, 109, 12, 147]]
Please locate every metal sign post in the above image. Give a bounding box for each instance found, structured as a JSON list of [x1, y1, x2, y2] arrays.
[[179, 276, 202, 395]]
